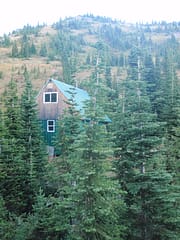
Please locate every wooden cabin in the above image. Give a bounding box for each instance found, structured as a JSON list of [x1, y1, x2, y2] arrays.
[[36, 78, 90, 156], [37, 78, 111, 157]]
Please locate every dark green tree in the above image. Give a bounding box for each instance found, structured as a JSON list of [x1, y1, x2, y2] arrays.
[[0, 196, 15, 240], [157, 51, 180, 175], [0, 79, 33, 214], [69, 100, 126, 240], [39, 43, 47, 57], [2, 34, 11, 47], [43, 88, 83, 238], [20, 69, 47, 190], [113, 47, 179, 239], [20, 34, 30, 58], [127, 169, 179, 240], [30, 41, 37, 55], [14, 189, 71, 240], [11, 41, 19, 57]]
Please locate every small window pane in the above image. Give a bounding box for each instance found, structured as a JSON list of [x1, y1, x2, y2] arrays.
[[47, 120, 55, 132], [48, 120, 54, 125], [49, 126, 54, 131], [45, 93, 50, 102], [51, 93, 57, 102]]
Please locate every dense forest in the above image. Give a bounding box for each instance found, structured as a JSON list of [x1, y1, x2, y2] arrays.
[[0, 15, 179, 239]]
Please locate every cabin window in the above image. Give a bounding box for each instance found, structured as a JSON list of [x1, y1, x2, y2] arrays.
[[44, 92, 58, 103], [47, 120, 55, 132]]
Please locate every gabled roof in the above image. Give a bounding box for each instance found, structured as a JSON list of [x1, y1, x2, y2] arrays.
[[51, 78, 90, 113], [39, 79, 111, 123]]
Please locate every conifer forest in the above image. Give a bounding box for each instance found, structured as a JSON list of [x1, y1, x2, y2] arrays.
[[0, 15, 179, 239]]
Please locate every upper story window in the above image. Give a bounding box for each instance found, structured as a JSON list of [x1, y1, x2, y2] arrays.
[[43, 92, 58, 103]]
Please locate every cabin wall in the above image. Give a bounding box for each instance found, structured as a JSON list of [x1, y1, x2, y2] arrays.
[[37, 82, 69, 120], [41, 120, 57, 146]]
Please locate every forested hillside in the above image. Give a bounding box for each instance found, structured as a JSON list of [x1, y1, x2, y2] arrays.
[[0, 15, 179, 239]]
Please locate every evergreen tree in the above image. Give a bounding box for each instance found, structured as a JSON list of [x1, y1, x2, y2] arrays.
[[0, 196, 15, 240], [39, 43, 47, 57], [127, 169, 179, 240], [20, 69, 47, 190], [43, 88, 84, 238], [55, 87, 82, 158], [20, 41, 30, 58], [30, 41, 37, 55], [0, 79, 32, 214], [20, 34, 30, 58], [113, 47, 179, 239], [143, 53, 156, 105], [14, 189, 71, 240], [157, 51, 180, 175], [69, 100, 125, 240], [11, 41, 19, 57]]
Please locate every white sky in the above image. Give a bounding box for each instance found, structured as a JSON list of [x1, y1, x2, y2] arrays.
[[1, 0, 180, 35]]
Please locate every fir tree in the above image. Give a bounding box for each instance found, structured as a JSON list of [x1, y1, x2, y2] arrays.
[[0, 79, 33, 214], [14, 189, 71, 240], [39, 43, 47, 57], [20, 69, 47, 190], [157, 51, 180, 175], [113, 47, 179, 239], [11, 41, 19, 57], [0, 196, 15, 239], [128, 169, 180, 240], [69, 100, 125, 240], [44, 88, 84, 238]]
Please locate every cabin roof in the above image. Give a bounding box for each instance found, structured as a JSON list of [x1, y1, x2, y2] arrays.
[[38, 79, 111, 123], [50, 79, 90, 112], [52, 79, 89, 109]]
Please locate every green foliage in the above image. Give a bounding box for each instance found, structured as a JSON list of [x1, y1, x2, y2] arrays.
[[113, 44, 179, 239], [11, 41, 19, 57], [0, 196, 15, 240], [0, 34, 11, 47], [20, 69, 47, 189], [55, 87, 82, 157], [0, 74, 47, 216], [39, 43, 47, 57], [0, 15, 180, 239], [68, 100, 126, 240], [17, 24, 43, 36], [15, 189, 70, 240], [0, 79, 32, 214], [127, 170, 180, 240], [19, 34, 37, 58], [49, 30, 82, 84]]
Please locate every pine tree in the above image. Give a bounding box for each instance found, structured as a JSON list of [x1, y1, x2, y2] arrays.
[[11, 41, 19, 57], [14, 189, 71, 240], [0, 196, 15, 239], [143, 53, 157, 107], [127, 169, 179, 240], [20, 69, 47, 190], [39, 43, 47, 57], [0, 79, 32, 214], [30, 41, 36, 55], [43, 88, 84, 238], [113, 47, 179, 239], [69, 100, 125, 240], [157, 51, 180, 175]]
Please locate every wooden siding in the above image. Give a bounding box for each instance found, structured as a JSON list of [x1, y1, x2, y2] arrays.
[[37, 81, 69, 120]]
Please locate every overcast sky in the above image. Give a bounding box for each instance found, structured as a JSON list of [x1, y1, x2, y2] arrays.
[[1, 0, 179, 35]]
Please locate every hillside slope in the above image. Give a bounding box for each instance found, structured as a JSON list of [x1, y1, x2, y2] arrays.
[[0, 15, 180, 93]]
